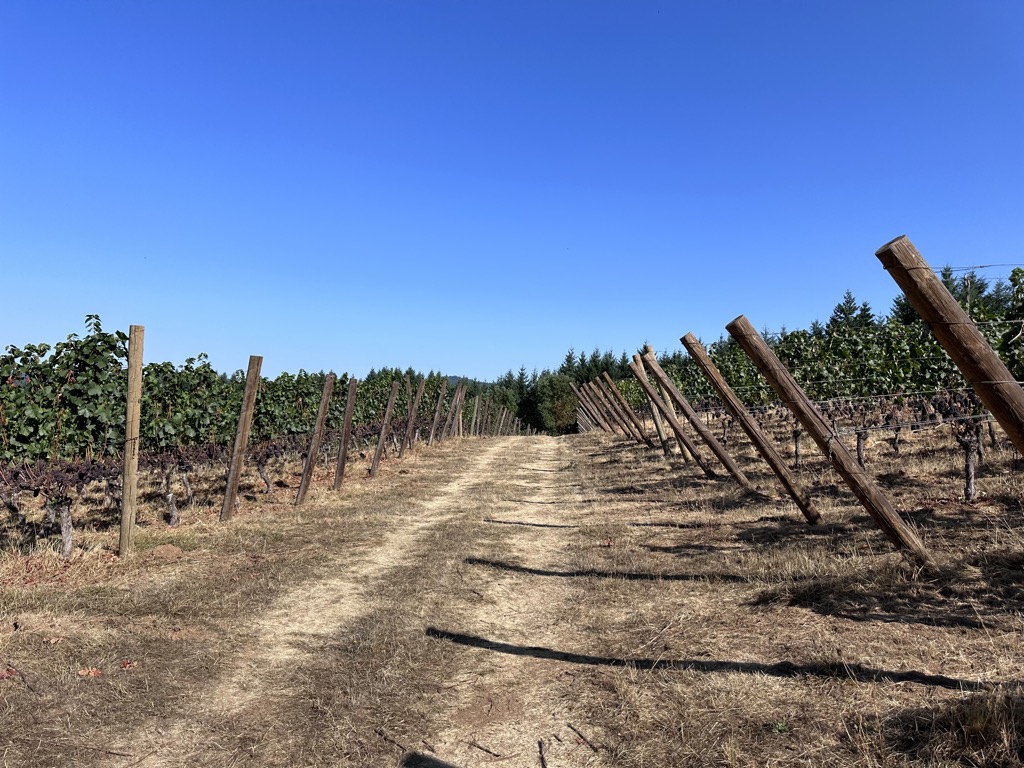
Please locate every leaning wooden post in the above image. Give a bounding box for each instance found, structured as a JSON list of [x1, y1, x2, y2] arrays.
[[726, 315, 932, 565], [119, 325, 144, 556], [682, 333, 821, 524], [427, 378, 448, 446], [571, 381, 609, 432], [295, 373, 336, 506], [601, 372, 656, 448], [634, 354, 672, 455], [641, 351, 756, 492], [441, 382, 464, 441], [877, 235, 1024, 455], [332, 377, 359, 489], [644, 345, 691, 461], [588, 379, 634, 439], [221, 355, 263, 521], [369, 380, 400, 477], [469, 395, 481, 436], [401, 378, 426, 456], [627, 360, 718, 478]]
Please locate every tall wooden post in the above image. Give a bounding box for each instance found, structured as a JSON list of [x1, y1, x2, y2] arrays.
[[295, 373, 336, 506], [587, 380, 633, 438], [570, 381, 609, 432], [221, 355, 262, 521], [601, 372, 655, 448], [641, 351, 755, 492], [119, 325, 144, 556], [401, 378, 426, 456], [427, 378, 448, 446], [877, 234, 1024, 455], [645, 345, 691, 461], [370, 380, 400, 477], [681, 333, 821, 524], [469, 395, 481, 436], [634, 354, 672, 455], [627, 360, 718, 478], [333, 377, 359, 489], [726, 315, 931, 565]]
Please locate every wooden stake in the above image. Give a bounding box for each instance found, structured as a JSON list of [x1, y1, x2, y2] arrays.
[[727, 315, 932, 565], [401, 377, 426, 456], [119, 325, 144, 556], [634, 353, 672, 455], [427, 378, 448, 446], [370, 379, 400, 477], [295, 373, 336, 506], [570, 381, 609, 432], [641, 350, 755, 492], [681, 332, 821, 524], [627, 360, 718, 478], [588, 379, 635, 439], [601, 372, 656, 448], [221, 355, 262, 521], [877, 234, 1024, 455], [333, 377, 359, 489], [470, 394, 481, 436]]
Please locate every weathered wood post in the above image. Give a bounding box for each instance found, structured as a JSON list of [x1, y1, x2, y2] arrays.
[[370, 379, 400, 477], [681, 332, 821, 524], [295, 373, 336, 506], [634, 354, 672, 455], [644, 345, 691, 461], [401, 378, 426, 456], [587, 380, 631, 438], [726, 315, 932, 565], [427, 378, 448, 446], [877, 235, 1024, 455], [570, 382, 609, 432], [469, 394, 481, 436], [641, 350, 755, 492], [119, 325, 144, 556], [333, 377, 359, 489], [627, 360, 718, 478], [221, 355, 262, 521], [601, 372, 656, 448]]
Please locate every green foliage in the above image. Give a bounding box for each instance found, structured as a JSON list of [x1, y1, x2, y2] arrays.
[[0, 316, 128, 461]]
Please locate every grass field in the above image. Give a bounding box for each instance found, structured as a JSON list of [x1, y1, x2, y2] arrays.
[[2, 425, 1023, 767]]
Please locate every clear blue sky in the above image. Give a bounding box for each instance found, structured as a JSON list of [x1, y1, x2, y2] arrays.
[[3, 2, 1023, 380]]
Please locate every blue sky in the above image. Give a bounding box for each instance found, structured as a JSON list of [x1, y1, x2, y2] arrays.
[[3, 2, 1023, 379]]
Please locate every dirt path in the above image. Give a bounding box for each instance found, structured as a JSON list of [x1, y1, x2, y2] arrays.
[[124, 434, 610, 768], [421, 436, 605, 767]]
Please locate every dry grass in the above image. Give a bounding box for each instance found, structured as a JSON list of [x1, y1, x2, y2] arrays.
[[2, 424, 1023, 767]]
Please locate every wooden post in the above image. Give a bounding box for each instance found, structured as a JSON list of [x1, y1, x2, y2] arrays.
[[221, 355, 262, 521], [571, 381, 610, 432], [587, 380, 633, 438], [469, 395, 481, 436], [333, 377, 359, 489], [119, 325, 144, 556], [427, 378, 448, 446], [627, 360, 719, 478], [726, 315, 932, 565], [877, 235, 1024, 455], [645, 345, 691, 461], [441, 382, 464, 441], [369, 379, 400, 477], [401, 377, 426, 456], [641, 350, 755, 492], [601, 372, 656, 448], [681, 333, 821, 524], [634, 354, 672, 455], [295, 373, 336, 506]]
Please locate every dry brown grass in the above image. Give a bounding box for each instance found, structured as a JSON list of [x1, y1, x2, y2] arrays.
[[2, 424, 1023, 767]]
